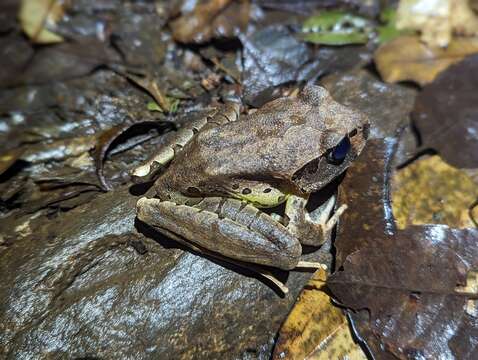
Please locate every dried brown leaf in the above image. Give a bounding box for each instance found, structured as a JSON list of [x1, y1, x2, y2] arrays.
[[412, 53, 478, 168], [374, 35, 478, 86], [330, 138, 478, 359], [170, 0, 250, 44]]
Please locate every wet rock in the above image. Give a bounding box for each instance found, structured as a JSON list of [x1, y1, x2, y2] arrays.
[[241, 25, 312, 106], [0, 187, 318, 359], [241, 26, 372, 107]]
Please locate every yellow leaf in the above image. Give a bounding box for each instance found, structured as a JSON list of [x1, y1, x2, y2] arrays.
[[273, 269, 366, 360], [19, 0, 65, 44], [374, 35, 478, 86], [392, 155, 478, 229], [396, 0, 478, 47]]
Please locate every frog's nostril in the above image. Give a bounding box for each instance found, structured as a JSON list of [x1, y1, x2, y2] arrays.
[[263, 188, 272, 193], [242, 188, 252, 195], [349, 129, 357, 137]]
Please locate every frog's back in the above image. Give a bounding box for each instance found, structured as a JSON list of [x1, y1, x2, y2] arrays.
[[167, 86, 367, 192]]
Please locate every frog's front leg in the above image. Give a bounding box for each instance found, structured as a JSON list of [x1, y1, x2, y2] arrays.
[[136, 196, 302, 270], [132, 101, 240, 180], [285, 194, 347, 246]]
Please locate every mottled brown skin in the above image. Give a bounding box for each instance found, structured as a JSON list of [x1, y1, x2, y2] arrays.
[[136, 86, 369, 270]]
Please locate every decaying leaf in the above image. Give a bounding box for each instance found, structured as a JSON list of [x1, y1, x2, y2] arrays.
[[330, 139, 478, 359], [119, 71, 174, 113], [412, 53, 478, 168], [374, 35, 478, 86], [301, 10, 372, 45], [170, 0, 250, 44], [273, 269, 366, 360], [396, 0, 478, 47], [19, 0, 65, 44], [392, 155, 478, 229], [335, 139, 397, 268]]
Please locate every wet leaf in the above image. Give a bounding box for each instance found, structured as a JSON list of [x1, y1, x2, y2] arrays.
[[19, 0, 65, 44], [301, 10, 372, 45], [93, 121, 171, 190], [396, 0, 478, 47], [374, 35, 478, 86], [0, 34, 34, 87], [1, 40, 120, 87], [170, 0, 250, 44], [0, 0, 20, 33], [330, 139, 478, 359], [412, 53, 478, 168], [273, 269, 367, 360], [392, 155, 478, 229]]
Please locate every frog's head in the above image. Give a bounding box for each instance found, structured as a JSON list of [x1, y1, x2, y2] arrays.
[[291, 85, 369, 193]]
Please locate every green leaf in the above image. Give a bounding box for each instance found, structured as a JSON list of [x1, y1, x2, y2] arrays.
[[147, 101, 162, 112], [377, 7, 414, 44], [301, 10, 371, 45], [168, 98, 180, 113]]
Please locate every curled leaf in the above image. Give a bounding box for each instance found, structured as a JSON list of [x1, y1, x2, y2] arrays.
[[19, 0, 65, 44], [374, 35, 478, 86], [93, 121, 172, 191], [170, 0, 250, 44]]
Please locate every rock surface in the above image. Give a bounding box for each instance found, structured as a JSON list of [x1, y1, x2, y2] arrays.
[[0, 187, 317, 359]]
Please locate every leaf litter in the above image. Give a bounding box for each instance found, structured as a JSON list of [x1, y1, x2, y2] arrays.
[[1, 0, 478, 359]]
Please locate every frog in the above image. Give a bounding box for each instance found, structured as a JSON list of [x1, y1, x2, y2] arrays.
[[135, 85, 369, 273]]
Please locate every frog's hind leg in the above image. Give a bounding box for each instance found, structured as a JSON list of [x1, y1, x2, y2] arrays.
[[132, 101, 240, 180], [136, 196, 302, 271], [285, 194, 347, 247]]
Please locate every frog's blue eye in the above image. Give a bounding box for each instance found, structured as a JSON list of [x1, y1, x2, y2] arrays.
[[327, 137, 350, 165]]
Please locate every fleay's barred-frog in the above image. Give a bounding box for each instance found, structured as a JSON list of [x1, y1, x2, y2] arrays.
[[135, 85, 369, 272]]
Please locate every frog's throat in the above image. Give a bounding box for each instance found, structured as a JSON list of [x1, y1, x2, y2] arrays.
[[233, 191, 289, 208]]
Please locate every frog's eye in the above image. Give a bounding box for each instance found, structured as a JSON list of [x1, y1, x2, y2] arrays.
[[327, 137, 350, 165]]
